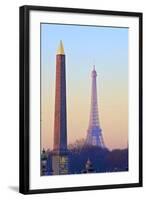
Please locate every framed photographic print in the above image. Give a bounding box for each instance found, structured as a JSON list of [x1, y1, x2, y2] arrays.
[[19, 5, 143, 194]]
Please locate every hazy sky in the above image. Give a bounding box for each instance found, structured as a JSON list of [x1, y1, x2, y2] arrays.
[[41, 23, 128, 150]]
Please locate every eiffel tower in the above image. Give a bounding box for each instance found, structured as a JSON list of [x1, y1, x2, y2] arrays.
[[85, 66, 105, 148]]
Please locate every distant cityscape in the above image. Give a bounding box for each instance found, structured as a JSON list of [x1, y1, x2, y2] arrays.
[[41, 41, 128, 176], [41, 142, 128, 176]]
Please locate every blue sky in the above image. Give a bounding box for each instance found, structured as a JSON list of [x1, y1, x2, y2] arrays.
[[41, 24, 128, 80]]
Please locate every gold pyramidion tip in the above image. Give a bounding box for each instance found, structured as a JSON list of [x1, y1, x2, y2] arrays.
[[57, 40, 65, 55]]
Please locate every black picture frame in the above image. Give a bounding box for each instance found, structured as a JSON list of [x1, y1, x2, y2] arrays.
[[19, 5, 143, 194]]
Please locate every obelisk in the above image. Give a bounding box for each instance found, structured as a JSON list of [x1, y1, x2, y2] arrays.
[[52, 41, 68, 175]]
